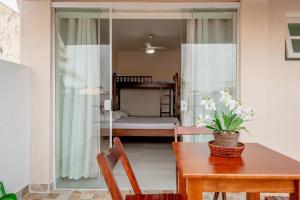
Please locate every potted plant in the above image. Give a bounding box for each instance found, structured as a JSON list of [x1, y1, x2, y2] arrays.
[[196, 90, 254, 147]]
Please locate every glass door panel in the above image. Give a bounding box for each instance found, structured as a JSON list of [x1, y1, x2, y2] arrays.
[[55, 8, 111, 189], [181, 9, 237, 142]]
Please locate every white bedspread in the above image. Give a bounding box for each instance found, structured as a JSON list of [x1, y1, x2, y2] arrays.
[[101, 117, 179, 129]]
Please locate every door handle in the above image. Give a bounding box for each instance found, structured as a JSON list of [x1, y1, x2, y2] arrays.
[[104, 100, 111, 111], [181, 100, 188, 111]]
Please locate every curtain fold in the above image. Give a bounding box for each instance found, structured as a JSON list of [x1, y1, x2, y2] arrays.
[[59, 17, 100, 180], [181, 14, 237, 142]]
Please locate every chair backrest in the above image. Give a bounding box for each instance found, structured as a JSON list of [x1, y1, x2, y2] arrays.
[[97, 137, 142, 200], [174, 125, 211, 142]]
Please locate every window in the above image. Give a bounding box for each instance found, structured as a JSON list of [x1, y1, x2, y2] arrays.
[[286, 17, 300, 60]]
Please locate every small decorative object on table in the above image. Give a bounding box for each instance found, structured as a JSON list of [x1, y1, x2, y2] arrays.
[[196, 90, 254, 157], [208, 141, 245, 157]]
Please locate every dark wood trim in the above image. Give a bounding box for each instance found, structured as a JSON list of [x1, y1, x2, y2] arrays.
[[113, 128, 174, 137], [116, 82, 175, 89], [173, 72, 180, 118]]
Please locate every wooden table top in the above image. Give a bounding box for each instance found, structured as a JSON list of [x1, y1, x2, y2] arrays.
[[172, 142, 300, 180]]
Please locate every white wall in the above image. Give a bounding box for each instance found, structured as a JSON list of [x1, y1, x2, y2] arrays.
[[21, 0, 52, 184], [0, 60, 30, 192], [20, 0, 300, 186], [116, 51, 180, 116], [265, 0, 300, 161], [239, 0, 269, 143], [240, 0, 300, 161], [116, 51, 181, 81]]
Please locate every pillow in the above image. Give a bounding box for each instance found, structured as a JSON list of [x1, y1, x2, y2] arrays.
[[100, 110, 128, 122], [100, 110, 110, 122], [113, 110, 128, 118]]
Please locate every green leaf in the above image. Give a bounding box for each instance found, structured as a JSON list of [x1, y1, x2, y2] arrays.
[[228, 118, 243, 131], [206, 125, 216, 131], [222, 111, 229, 129], [214, 112, 223, 131], [228, 113, 238, 127]]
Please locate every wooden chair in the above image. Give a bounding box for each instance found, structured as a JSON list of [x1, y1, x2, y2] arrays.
[[97, 137, 186, 200], [174, 125, 227, 200], [174, 125, 211, 142]]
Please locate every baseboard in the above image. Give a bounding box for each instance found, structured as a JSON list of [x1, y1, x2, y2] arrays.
[[28, 179, 55, 193], [16, 185, 29, 200], [29, 184, 49, 193]]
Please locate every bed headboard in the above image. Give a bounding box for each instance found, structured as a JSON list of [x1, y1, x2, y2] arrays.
[[112, 73, 180, 118], [116, 75, 152, 83]]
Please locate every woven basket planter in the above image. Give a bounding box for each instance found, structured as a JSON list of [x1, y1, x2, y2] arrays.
[[213, 132, 240, 147], [208, 141, 245, 158]]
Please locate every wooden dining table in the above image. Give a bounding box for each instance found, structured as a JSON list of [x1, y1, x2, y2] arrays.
[[172, 142, 300, 200]]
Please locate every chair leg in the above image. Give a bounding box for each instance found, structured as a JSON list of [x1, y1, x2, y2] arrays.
[[176, 164, 178, 193], [221, 192, 227, 200], [213, 192, 220, 200]]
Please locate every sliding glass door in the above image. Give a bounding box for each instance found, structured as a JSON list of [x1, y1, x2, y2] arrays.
[[53, 6, 238, 189], [181, 10, 238, 141], [55, 8, 111, 189]]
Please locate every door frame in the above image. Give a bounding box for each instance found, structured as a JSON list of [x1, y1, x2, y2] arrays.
[[52, 7, 114, 190], [51, 2, 240, 9], [51, 2, 240, 191]]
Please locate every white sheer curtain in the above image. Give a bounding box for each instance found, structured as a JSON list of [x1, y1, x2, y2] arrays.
[[58, 17, 101, 179], [181, 12, 237, 142]]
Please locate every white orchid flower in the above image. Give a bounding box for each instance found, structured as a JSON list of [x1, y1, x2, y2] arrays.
[[234, 106, 243, 115], [207, 100, 216, 111], [220, 90, 240, 111], [196, 115, 206, 127], [220, 90, 232, 105], [196, 114, 213, 127], [235, 107, 254, 121], [228, 99, 239, 110], [201, 98, 216, 111], [204, 115, 213, 123], [242, 107, 254, 121], [198, 90, 254, 133]]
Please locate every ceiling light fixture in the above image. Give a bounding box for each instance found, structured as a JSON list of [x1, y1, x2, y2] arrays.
[[140, 34, 166, 54], [146, 48, 155, 54]]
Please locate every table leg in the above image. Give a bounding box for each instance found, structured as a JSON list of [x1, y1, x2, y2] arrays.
[[188, 179, 203, 200], [177, 166, 186, 195], [289, 180, 300, 200], [246, 193, 260, 200]]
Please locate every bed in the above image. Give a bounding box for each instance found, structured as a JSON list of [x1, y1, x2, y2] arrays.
[[112, 116, 179, 137], [112, 73, 180, 118], [100, 111, 179, 137], [108, 74, 180, 137]]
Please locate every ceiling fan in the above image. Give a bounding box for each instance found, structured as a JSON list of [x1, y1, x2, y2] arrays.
[[141, 34, 167, 54]]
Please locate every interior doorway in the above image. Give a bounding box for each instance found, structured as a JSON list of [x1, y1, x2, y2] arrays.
[[54, 7, 238, 191], [111, 16, 183, 190]]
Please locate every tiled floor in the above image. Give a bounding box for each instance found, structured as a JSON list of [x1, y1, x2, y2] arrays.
[[23, 190, 288, 200], [47, 139, 289, 200], [56, 141, 176, 190]]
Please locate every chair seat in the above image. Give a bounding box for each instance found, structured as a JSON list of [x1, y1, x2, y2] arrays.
[[125, 193, 186, 200], [265, 197, 289, 200]]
